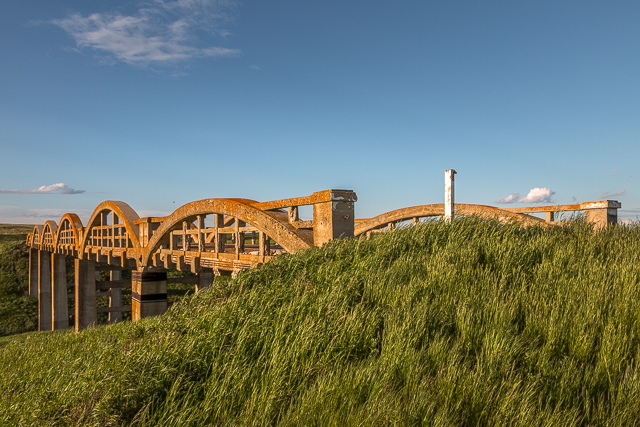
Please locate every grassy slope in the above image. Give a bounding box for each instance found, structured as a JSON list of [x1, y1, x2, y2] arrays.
[[0, 234, 37, 337], [2, 218, 640, 426]]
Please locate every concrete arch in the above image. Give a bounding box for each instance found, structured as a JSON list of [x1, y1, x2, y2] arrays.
[[354, 203, 546, 236], [79, 201, 141, 256], [42, 220, 58, 250], [31, 225, 43, 248], [142, 198, 313, 265], [53, 213, 84, 250]]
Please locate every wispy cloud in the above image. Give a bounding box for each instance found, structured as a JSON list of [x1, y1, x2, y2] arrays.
[[52, 0, 240, 66], [0, 206, 93, 225], [496, 187, 555, 204], [0, 183, 85, 195], [495, 193, 521, 204], [599, 189, 626, 199]]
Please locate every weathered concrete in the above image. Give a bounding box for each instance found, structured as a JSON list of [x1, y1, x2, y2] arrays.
[[584, 208, 618, 229], [38, 250, 52, 331], [51, 253, 69, 330], [312, 190, 357, 246], [503, 200, 621, 228], [75, 259, 97, 331], [109, 270, 123, 323], [444, 169, 457, 223], [28, 248, 38, 297], [354, 203, 546, 237], [196, 271, 214, 293], [132, 268, 167, 321]]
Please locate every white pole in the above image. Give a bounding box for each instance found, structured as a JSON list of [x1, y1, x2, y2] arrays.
[[444, 169, 457, 223]]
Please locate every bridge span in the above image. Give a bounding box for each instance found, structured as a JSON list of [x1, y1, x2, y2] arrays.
[[25, 184, 621, 332]]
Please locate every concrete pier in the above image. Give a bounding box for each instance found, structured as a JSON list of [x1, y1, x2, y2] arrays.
[[75, 259, 97, 331], [38, 250, 52, 331], [109, 270, 123, 323], [29, 248, 39, 298], [132, 268, 167, 321], [51, 253, 69, 330], [196, 271, 214, 293]]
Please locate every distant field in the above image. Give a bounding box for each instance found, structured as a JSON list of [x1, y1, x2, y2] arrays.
[[0, 223, 33, 235]]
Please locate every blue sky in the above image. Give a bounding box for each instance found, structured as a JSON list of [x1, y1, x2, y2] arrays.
[[1, 0, 639, 224]]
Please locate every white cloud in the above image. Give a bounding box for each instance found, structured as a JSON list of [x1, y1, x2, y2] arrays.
[[495, 193, 520, 204], [496, 187, 555, 204], [599, 189, 626, 199], [52, 0, 240, 66], [518, 187, 555, 203], [0, 183, 85, 194]]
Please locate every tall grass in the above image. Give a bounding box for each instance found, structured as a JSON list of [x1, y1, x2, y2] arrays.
[[0, 237, 37, 337], [1, 218, 640, 426]]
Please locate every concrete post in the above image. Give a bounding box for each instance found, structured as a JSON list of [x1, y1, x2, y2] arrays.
[[259, 232, 270, 256], [109, 270, 122, 323], [75, 259, 97, 331], [196, 271, 214, 293], [51, 253, 69, 330], [38, 250, 52, 331], [132, 268, 167, 321], [444, 169, 457, 223], [312, 190, 357, 246], [235, 219, 245, 257], [583, 200, 621, 230], [28, 248, 39, 297]]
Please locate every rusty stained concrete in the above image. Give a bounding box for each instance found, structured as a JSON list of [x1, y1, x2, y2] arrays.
[[27, 189, 360, 329]]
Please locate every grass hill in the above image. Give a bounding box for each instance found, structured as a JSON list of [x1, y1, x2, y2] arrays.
[[1, 218, 640, 425], [0, 227, 37, 337]]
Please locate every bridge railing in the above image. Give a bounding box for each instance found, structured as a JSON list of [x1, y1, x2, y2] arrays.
[[24, 180, 624, 334], [501, 200, 621, 228]]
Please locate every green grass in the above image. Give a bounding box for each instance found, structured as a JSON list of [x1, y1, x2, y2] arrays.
[[0, 235, 37, 337], [2, 218, 640, 425]]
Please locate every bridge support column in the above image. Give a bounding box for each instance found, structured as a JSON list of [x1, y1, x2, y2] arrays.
[[38, 250, 52, 331], [196, 271, 214, 293], [51, 253, 69, 330], [313, 190, 357, 246], [75, 259, 97, 331], [132, 268, 167, 321], [109, 270, 123, 323], [29, 248, 39, 297]]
